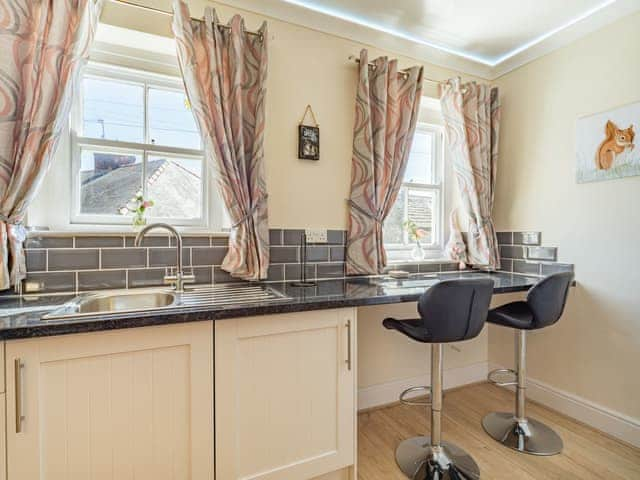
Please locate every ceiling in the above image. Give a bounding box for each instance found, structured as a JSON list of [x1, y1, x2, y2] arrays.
[[223, 0, 640, 78]]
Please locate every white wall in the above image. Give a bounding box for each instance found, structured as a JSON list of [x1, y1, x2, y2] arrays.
[[491, 12, 640, 421]]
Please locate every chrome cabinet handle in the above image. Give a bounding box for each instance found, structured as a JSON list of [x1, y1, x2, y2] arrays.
[[15, 358, 24, 433], [345, 320, 352, 371]]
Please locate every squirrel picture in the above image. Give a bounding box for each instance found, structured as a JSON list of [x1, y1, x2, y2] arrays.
[[596, 120, 635, 170]]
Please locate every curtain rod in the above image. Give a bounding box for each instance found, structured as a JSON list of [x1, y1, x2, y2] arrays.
[[109, 0, 264, 40], [348, 55, 454, 87]]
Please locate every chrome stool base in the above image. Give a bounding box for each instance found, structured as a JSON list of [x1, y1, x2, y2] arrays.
[[396, 436, 480, 480], [482, 412, 563, 456]]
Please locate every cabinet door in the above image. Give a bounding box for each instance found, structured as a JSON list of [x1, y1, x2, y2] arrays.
[[6, 322, 214, 480], [215, 308, 356, 480]]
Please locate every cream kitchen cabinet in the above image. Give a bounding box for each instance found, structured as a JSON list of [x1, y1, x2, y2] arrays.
[[5, 322, 214, 480], [215, 308, 357, 480]]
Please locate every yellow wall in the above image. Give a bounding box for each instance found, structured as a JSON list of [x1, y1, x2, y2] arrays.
[[491, 12, 640, 419], [100, 0, 475, 230]]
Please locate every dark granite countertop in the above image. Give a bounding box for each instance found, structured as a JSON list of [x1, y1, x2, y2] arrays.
[[0, 271, 539, 340]]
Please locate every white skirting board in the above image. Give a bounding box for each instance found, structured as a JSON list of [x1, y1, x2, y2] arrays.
[[357, 361, 489, 411], [488, 364, 640, 448]]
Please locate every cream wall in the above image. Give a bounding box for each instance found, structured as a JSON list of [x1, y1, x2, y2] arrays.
[[491, 12, 640, 419], [91, 0, 486, 405], [96, 0, 474, 230]]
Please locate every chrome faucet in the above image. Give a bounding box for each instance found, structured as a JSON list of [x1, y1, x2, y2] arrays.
[[134, 223, 195, 292]]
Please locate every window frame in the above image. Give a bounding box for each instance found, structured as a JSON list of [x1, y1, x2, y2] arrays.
[[384, 122, 446, 261], [69, 62, 209, 227]]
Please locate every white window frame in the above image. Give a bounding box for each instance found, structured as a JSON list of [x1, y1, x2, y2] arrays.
[[69, 62, 209, 227], [384, 123, 445, 261]]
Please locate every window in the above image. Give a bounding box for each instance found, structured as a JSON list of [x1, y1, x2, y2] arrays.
[[71, 63, 206, 226], [384, 123, 444, 261]]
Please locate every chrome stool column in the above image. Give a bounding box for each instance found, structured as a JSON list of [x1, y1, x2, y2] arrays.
[[383, 279, 494, 480], [482, 272, 574, 456]]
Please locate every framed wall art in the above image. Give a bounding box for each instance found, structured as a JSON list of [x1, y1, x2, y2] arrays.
[[298, 105, 320, 160], [576, 101, 638, 183]]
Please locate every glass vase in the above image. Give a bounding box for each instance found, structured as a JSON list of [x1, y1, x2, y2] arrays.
[[132, 212, 147, 229], [411, 241, 425, 261]]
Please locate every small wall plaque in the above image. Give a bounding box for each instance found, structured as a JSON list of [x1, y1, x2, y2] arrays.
[[298, 105, 320, 160]]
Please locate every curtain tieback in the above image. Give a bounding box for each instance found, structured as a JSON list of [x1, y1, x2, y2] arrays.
[[347, 199, 383, 224], [0, 214, 22, 225], [231, 195, 269, 228], [0, 215, 27, 243]]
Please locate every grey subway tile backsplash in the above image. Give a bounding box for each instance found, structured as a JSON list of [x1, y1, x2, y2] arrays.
[[24, 271, 76, 293], [127, 268, 166, 288], [270, 246, 299, 263], [213, 267, 243, 283], [179, 236, 211, 247], [25, 236, 73, 249], [500, 245, 525, 259], [211, 236, 228, 246], [285, 263, 316, 281], [78, 270, 126, 291], [513, 260, 541, 275], [329, 246, 345, 262], [267, 264, 285, 282], [327, 230, 345, 245], [496, 232, 513, 245], [439, 263, 459, 272], [25, 228, 571, 294], [541, 263, 574, 275], [269, 229, 283, 246], [192, 266, 213, 285], [75, 236, 124, 248], [513, 231, 541, 245], [499, 259, 513, 272], [148, 247, 190, 268], [192, 247, 227, 266], [419, 263, 440, 273], [305, 246, 329, 262], [316, 262, 345, 279], [526, 246, 557, 262], [48, 249, 99, 271], [383, 263, 419, 274], [25, 249, 46, 272], [283, 229, 305, 245], [125, 235, 170, 247], [101, 248, 147, 269]]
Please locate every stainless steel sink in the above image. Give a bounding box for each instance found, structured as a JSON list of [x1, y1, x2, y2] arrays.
[[74, 291, 176, 314], [42, 284, 289, 320]]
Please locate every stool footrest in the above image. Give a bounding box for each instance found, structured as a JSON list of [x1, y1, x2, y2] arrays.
[[399, 386, 432, 406], [488, 368, 518, 387]]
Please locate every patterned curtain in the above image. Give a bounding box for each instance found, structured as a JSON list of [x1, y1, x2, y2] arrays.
[[0, 0, 103, 291], [346, 50, 423, 275], [172, 1, 269, 281], [440, 78, 501, 269]]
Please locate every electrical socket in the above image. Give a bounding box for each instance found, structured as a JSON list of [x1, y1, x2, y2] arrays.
[[305, 228, 327, 243]]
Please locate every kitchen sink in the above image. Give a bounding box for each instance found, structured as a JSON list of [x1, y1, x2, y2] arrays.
[[74, 291, 176, 314], [42, 284, 289, 320]]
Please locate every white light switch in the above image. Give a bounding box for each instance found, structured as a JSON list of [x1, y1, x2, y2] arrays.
[[305, 228, 327, 243]]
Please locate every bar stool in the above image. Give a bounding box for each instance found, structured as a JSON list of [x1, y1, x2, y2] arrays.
[[383, 278, 494, 480], [483, 272, 574, 456]]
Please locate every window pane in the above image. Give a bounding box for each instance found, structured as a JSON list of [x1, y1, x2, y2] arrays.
[[406, 188, 436, 245], [404, 130, 433, 184], [79, 148, 143, 215], [82, 77, 144, 142], [148, 88, 201, 149], [145, 155, 202, 219], [383, 187, 406, 245]]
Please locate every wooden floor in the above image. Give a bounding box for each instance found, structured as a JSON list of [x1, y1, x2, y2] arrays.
[[358, 382, 640, 480]]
